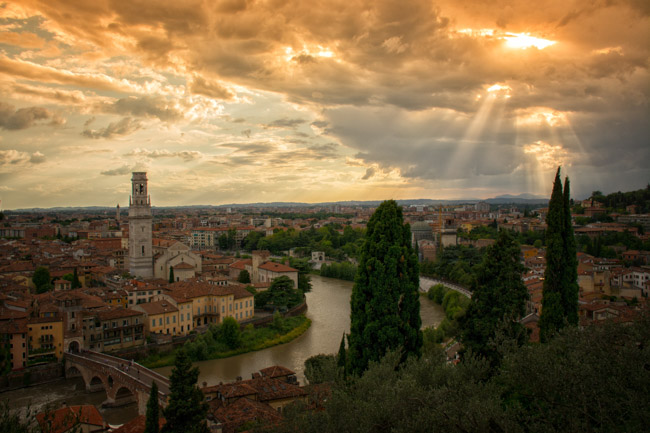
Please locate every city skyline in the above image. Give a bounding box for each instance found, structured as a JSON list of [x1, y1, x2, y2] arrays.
[[0, 0, 648, 209]]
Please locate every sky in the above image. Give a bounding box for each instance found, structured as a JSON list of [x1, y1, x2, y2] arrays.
[[0, 0, 648, 209]]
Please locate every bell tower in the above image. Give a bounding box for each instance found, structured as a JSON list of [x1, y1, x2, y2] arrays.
[[128, 172, 153, 278]]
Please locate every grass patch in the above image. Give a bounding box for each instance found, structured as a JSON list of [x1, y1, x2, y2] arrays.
[[141, 315, 311, 369]]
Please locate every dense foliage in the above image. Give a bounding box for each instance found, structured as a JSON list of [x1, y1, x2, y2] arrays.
[[162, 349, 209, 433], [348, 200, 422, 376], [591, 185, 650, 212], [32, 266, 52, 294], [243, 225, 365, 260], [460, 230, 529, 365], [273, 316, 650, 433], [144, 381, 159, 433], [423, 284, 470, 344], [419, 245, 482, 288], [319, 262, 358, 281], [254, 276, 304, 310], [540, 168, 579, 341]]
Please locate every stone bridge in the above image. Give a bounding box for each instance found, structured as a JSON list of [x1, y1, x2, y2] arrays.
[[64, 350, 170, 415], [419, 276, 473, 299]]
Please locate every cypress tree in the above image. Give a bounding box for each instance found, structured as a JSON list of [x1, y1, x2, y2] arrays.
[[347, 200, 422, 376], [540, 167, 578, 341], [460, 229, 529, 364], [144, 381, 159, 433], [169, 267, 174, 283], [162, 348, 208, 433], [337, 333, 347, 376], [72, 268, 81, 289], [563, 177, 579, 325]]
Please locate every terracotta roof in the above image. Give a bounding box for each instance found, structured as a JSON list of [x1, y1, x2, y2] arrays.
[[258, 262, 297, 273], [135, 300, 178, 315], [173, 262, 194, 270], [229, 259, 252, 270], [247, 376, 306, 402], [36, 405, 104, 433], [96, 307, 143, 321], [204, 382, 258, 400], [0, 318, 28, 334], [28, 316, 63, 324], [259, 365, 296, 379], [212, 397, 281, 431]]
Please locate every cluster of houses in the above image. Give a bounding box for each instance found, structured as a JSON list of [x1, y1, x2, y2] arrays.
[[0, 244, 300, 371]]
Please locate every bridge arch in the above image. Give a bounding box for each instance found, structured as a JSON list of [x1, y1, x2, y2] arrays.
[[66, 365, 82, 378], [68, 340, 80, 353]]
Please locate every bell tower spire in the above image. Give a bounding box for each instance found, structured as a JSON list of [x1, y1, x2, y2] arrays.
[[128, 172, 153, 278]]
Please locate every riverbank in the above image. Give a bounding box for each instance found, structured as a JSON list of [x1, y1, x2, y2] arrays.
[[141, 315, 312, 368]]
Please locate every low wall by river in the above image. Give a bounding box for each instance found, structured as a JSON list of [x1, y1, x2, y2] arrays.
[[0, 362, 64, 392]]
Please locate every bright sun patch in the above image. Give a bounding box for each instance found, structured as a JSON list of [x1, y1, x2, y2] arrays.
[[524, 141, 569, 169], [503, 33, 556, 50]]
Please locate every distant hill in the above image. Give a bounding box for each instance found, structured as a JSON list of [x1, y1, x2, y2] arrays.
[[7, 195, 553, 212]]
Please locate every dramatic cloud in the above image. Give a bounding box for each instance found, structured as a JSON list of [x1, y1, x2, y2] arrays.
[[82, 117, 142, 139], [0, 102, 58, 130], [0, 0, 647, 207]]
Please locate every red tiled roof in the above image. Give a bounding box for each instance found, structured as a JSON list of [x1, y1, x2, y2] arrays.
[[259, 365, 296, 379], [258, 262, 297, 273], [36, 405, 104, 433], [135, 300, 178, 315]]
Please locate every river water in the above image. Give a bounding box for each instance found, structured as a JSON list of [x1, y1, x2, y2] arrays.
[[0, 275, 444, 425], [156, 275, 445, 385]]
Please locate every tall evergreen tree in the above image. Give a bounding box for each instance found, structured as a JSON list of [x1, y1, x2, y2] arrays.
[[347, 200, 422, 376], [563, 177, 579, 325], [71, 268, 81, 289], [460, 229, 529, 365], [168, 267, 174, 284], [540, 167, 578, 341], [337, 333, 347, 376], [162, 348, 208, 433], [144, 381, 159, 433]]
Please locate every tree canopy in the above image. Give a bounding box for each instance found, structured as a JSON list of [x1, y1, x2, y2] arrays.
[[348, 200, 422, 376], [460, 229, 529, 365], [162, 349, 208, 433], [540, 168, 578, 341]]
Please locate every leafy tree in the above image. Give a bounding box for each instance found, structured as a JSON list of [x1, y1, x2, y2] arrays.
[[162, 349, 209, 433], [540, 168, 578, 341], [237, 269, 251, 284], [144, 381, 160, 433], [32, 267, 52, 294], [71, 268, 81, 289], [169, 267, 174, 283], [460, 229, 529, 365], [304, 354, 338, 385], [254, 276, 302, 310], [220, 317, 241, 349], [348, 200, 422, 376]]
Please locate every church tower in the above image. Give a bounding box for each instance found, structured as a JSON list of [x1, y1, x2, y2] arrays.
[[129, 172, 153, 278]]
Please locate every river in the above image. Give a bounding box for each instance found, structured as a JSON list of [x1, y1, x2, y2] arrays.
[[155, 275, 445, 385], [0, 275, 444, 425]]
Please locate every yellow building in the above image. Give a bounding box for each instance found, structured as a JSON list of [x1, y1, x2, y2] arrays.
[[28, 316, 64, 363], [134, 300, 179, 336], [168, 282, 255, 328]]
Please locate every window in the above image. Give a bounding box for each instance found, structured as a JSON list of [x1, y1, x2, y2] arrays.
[[159, 318, 162, 326], [187, 313, 190, 320], [142, 245, 145, 256], [166, 317, 169, 325], [152, 319, 155, 327]]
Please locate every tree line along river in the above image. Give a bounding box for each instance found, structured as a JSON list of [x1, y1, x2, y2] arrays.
[[1, 275, 445, 426]]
